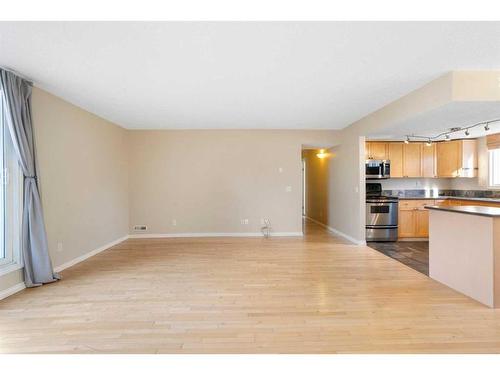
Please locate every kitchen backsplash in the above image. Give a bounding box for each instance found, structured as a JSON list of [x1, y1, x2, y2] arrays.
[[383, 189, 500, 199], [379, 178, 451, 191]]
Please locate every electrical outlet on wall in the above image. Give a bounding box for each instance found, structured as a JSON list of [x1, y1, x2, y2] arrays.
[[240, 219, 249, 225], [134, 225, 147, 231], [172, 219, 177, 226], [57, 242, 63, 252], [285, 186, 292, 192]]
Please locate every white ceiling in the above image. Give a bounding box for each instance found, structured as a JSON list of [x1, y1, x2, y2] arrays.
[[1, 22, 500, 130]]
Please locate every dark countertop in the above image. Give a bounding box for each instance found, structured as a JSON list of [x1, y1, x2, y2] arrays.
[[425, 205, 500, 217], [398, 196, 500, 204]]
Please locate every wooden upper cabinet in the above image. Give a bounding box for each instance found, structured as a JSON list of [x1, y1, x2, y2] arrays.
[[388, 143, 403, 178], [403, 143, 422, 177], [365, 142, 370, 160], [437, 141, 460, 177], [366, 139, 476, 179], [460, 139, 478, 178], [422, 143, 437, 178], [366, 142, 388, 160], [436, 140, 477, 178]]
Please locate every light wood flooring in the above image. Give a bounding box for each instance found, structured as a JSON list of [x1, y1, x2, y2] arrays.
[[1, 220, 500, 353]]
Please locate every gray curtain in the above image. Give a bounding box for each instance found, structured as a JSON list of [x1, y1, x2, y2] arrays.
[[0, 69, 59, 287]]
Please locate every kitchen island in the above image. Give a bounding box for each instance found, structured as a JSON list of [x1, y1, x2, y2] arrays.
[[425, 205, 500, 307]]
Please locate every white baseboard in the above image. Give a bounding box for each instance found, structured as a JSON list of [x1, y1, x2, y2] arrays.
[[305, 216, 365, 246], [54, 235, 129, 273], [0, 282, 26, 301], [129, 232, 303, 239]]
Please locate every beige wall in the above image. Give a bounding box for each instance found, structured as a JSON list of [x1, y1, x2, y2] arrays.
[[302, 149, 329, 225], [0, 88, 129, 293], [128, 130, 338, 235]]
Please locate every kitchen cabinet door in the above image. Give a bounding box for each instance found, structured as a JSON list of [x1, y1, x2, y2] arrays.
[[437, 141, 461, 177], [403, 143, 422, 177], [414, 209, 429, 237], [422, 143, 436, 178], [388, 142, 404, 178], [369, 142, 388, 160], [398, 209, 416, 238]]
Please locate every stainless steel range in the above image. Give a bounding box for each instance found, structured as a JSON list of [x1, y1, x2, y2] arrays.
[[366, 183, 398, 242]]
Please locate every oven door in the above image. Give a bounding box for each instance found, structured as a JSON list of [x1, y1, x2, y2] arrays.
[[365, 201, 398, 227]]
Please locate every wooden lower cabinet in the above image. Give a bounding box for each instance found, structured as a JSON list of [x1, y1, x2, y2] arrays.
[[398, 199, 500, 239], [414, 209, 429, 237], [398, 199, 433, 238], [398, 208, 417, 238], [446, 199, 500, 208]]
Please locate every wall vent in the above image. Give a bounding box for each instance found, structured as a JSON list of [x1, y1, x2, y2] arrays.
[[134, 225, 147, 231]]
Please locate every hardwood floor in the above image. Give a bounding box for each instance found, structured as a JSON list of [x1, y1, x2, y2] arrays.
[[1, 220, 500, 353]]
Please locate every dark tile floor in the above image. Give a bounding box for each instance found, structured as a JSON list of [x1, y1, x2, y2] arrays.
[[367, 241, 429, 275]]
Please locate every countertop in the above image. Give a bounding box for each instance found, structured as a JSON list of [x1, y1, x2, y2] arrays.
[[396, 196, 500, 203], [425, 205, 500, 217]]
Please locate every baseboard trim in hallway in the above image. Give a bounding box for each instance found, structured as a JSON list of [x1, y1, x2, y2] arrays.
[[305, 216, 366, 246]]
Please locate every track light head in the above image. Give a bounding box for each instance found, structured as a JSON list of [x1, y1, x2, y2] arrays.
[[485, 123, 490, 131], [426, 139, 432, 146], [404, 136, 410, 144], [465, 129, 470, 136], [445, 134, 451, 141]]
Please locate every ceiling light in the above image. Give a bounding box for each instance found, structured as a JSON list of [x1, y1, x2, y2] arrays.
[[404, 136, 410, 144], [316, 149, 327, 159], [485, 123, 490, 131]]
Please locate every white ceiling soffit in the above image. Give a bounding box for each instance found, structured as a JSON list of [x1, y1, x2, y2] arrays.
[[368, 102, 500, 141], [1, 21, 500, 130]]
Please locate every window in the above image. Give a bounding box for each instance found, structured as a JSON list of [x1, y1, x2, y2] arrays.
[[489, 148, 500, 188], [0, 89, 23, 274]]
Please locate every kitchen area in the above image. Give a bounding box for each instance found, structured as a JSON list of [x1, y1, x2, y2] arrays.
[[365, 132, 500, 280]]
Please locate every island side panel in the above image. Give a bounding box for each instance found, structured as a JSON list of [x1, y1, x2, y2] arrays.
[[429, 209, 494, 307]]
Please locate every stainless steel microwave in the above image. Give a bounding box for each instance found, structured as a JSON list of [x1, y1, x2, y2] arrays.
[[366, 160, 390, 179]]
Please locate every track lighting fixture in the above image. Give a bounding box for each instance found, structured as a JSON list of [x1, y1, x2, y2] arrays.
[[403, 118, 498, 145]]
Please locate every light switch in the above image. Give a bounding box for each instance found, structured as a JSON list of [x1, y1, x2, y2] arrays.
[[286, 186, 292, 192], [278, 167, 283, 173]]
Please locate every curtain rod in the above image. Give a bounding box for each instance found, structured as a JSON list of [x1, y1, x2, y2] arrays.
[[0, 66, 34, 85]]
